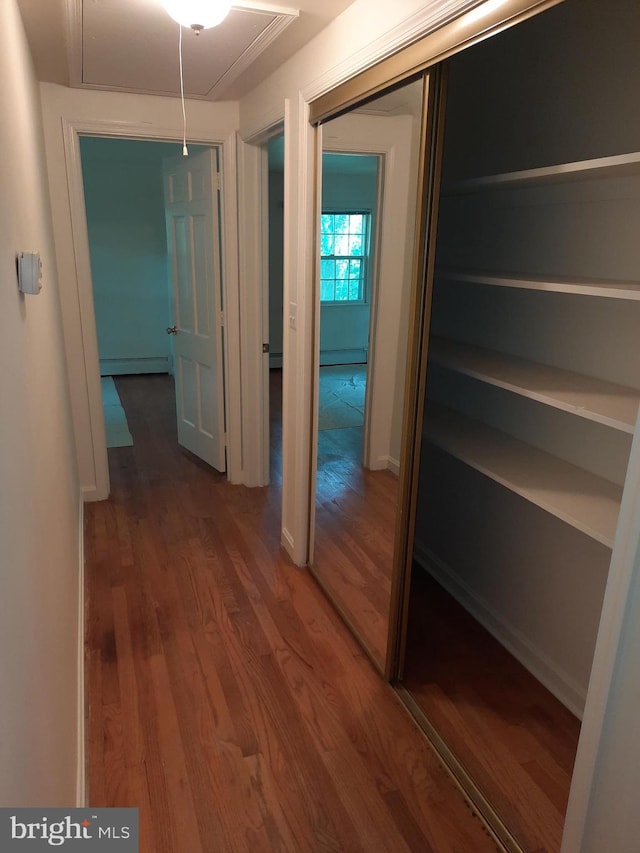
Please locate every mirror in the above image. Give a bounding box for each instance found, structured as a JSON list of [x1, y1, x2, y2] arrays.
[[309, 77, 425, 671]]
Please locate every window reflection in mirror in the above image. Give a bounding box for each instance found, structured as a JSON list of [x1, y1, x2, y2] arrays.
[[310, 78, 424, 671]]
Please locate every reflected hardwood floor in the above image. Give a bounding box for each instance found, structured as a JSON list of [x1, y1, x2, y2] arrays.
[[404, 567, 581, 853], [86, 373, 497, 853], [313, 384, 398, 669]]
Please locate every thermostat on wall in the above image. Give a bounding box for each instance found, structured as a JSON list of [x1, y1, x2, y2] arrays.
[[17, 251, 43, 295]]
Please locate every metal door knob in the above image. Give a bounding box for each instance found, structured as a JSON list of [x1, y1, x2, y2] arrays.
[[166, 326, 178, 335]]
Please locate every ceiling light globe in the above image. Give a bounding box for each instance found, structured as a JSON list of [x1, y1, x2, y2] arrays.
[[163, 0, 231, 31]]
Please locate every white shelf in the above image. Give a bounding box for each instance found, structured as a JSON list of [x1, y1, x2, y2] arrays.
[[424, 404, 622, 548], [441, 151, 640, 195], [428, 337, 640, 434], [436, 269, 640, 301]]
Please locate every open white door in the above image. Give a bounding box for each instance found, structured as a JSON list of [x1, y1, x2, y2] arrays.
[[163, 148, 226, 472]]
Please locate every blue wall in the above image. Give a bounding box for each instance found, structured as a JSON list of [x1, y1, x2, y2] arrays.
[[80, 137, 180, 374]]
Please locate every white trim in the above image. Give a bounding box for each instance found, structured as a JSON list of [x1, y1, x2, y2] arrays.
[[76, 497, 86, 807], [61, 118, 243, 490], [318, 348, 368, 365], [386, 456, 400, 476], [99, 357, 169, 375], [301, 0, 485, 104], [281, 526, 295, 553], [414, 539, 586, 718], [562, 407, 640, 851], [62, 118, 110, 501], [208, 14, 298, 99], [64, 0, 82, 90], [219, 133, 244, 483], [237, 137, 270, 486], [242, 104, 289, 145], [234, 0, 300, 13], [80, 484, 99, 502]]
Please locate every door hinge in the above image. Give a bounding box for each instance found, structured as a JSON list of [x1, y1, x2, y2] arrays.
[[219, 310, 225, 326], [223, 432, 228, 446], [213, 172, 221, 192], [262, 342, 270, 353]]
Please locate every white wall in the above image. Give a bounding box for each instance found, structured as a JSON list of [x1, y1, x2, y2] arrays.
[[80, 137, 173, 375], [0, 0, 81, 806], [39, 84, 239, 498]]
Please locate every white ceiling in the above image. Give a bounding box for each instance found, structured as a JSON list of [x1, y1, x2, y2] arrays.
[[17, 0, 357, 100]]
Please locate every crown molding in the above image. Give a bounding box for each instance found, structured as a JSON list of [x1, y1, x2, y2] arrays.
[[208, 12, 298, 98], [301, 0, 482, 103]]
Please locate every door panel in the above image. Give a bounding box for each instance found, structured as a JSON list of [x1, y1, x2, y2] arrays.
[[163, 148, 226, 472]]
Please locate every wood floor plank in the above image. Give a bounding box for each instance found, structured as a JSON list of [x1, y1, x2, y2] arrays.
[[85, 374, 498, 853], [404, 566, 580, 852]]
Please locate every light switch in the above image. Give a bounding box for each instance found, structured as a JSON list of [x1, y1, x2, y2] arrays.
[[17, 252, 42, 295]]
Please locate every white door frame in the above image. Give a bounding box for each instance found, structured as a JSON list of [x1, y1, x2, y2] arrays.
[[236, 121, 285, 488], [61, 118, 242, 500], [322, 112, 417, 476]]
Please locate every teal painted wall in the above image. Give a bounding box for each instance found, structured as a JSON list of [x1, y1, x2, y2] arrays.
[[80, 137, 180, 374]]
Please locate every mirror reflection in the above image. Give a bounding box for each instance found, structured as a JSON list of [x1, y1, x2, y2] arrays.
[[311, 78, 424, 670]]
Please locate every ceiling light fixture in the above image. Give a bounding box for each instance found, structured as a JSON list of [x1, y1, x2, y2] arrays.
[[163, 0, 232, 34]]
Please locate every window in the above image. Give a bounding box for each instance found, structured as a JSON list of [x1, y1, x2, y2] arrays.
[[320, 212, 371, 303]]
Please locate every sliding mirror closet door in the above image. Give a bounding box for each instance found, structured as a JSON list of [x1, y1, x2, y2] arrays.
[[310, 78, 425, 672], [401, 0, 640, 850]]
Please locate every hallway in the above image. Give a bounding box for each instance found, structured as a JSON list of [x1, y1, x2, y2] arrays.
[[85, 374, 496, 852]]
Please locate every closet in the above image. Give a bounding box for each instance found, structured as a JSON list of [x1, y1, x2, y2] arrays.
[[402, 0, 640, 850]]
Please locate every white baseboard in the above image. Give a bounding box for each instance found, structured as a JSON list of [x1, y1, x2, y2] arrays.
[[386, 456, 400, 476], [413, 538, 586, 718], [319, 349, 367, 366], [281, 527, 295, 557], [368, 455, 400, 475], [81, 483, 109, 503], [99, 357, 169, 375], [76, 497, 86, 807]]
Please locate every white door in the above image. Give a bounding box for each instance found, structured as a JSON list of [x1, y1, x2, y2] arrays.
[[163, 148, 226, 472]]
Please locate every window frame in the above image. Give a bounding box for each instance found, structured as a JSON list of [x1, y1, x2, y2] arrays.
[[319, 208, 373, 306]]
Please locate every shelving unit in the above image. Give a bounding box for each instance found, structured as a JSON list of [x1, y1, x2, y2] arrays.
[[428, 336, 640, 433], [441, 150, 640, 195], [424, 404, 622, 548], [417, 142, 640, 716], [435, 270, 640, 300]]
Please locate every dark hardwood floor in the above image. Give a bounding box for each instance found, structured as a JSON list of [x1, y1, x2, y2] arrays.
[[404, 567, 581, 853], [86, 373, 497, 852]]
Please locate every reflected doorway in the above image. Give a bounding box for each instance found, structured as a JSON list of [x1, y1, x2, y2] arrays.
[[310, 79, 425, 672]]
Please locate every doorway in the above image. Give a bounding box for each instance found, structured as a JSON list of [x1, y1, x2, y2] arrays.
[[267, 133, 285, 486], [79, 136, 226, 473]]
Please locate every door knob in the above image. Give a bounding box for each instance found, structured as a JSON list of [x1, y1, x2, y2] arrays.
[[166, 325, 178, 335]]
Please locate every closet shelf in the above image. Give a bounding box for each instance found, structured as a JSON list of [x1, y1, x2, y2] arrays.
[[436, 269, 640, 301], [429, 337, 640, 434], [441, 150, 640, 195], [424, 404, 622, 548]]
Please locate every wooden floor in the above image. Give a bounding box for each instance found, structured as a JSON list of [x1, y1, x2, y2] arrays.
[[313, 422, 398, 670], [86, 373, 497, 853], [404, 567, 581, 853]]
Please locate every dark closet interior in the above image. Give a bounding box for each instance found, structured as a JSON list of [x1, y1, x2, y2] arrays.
[[400, 0, 640, 850]]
